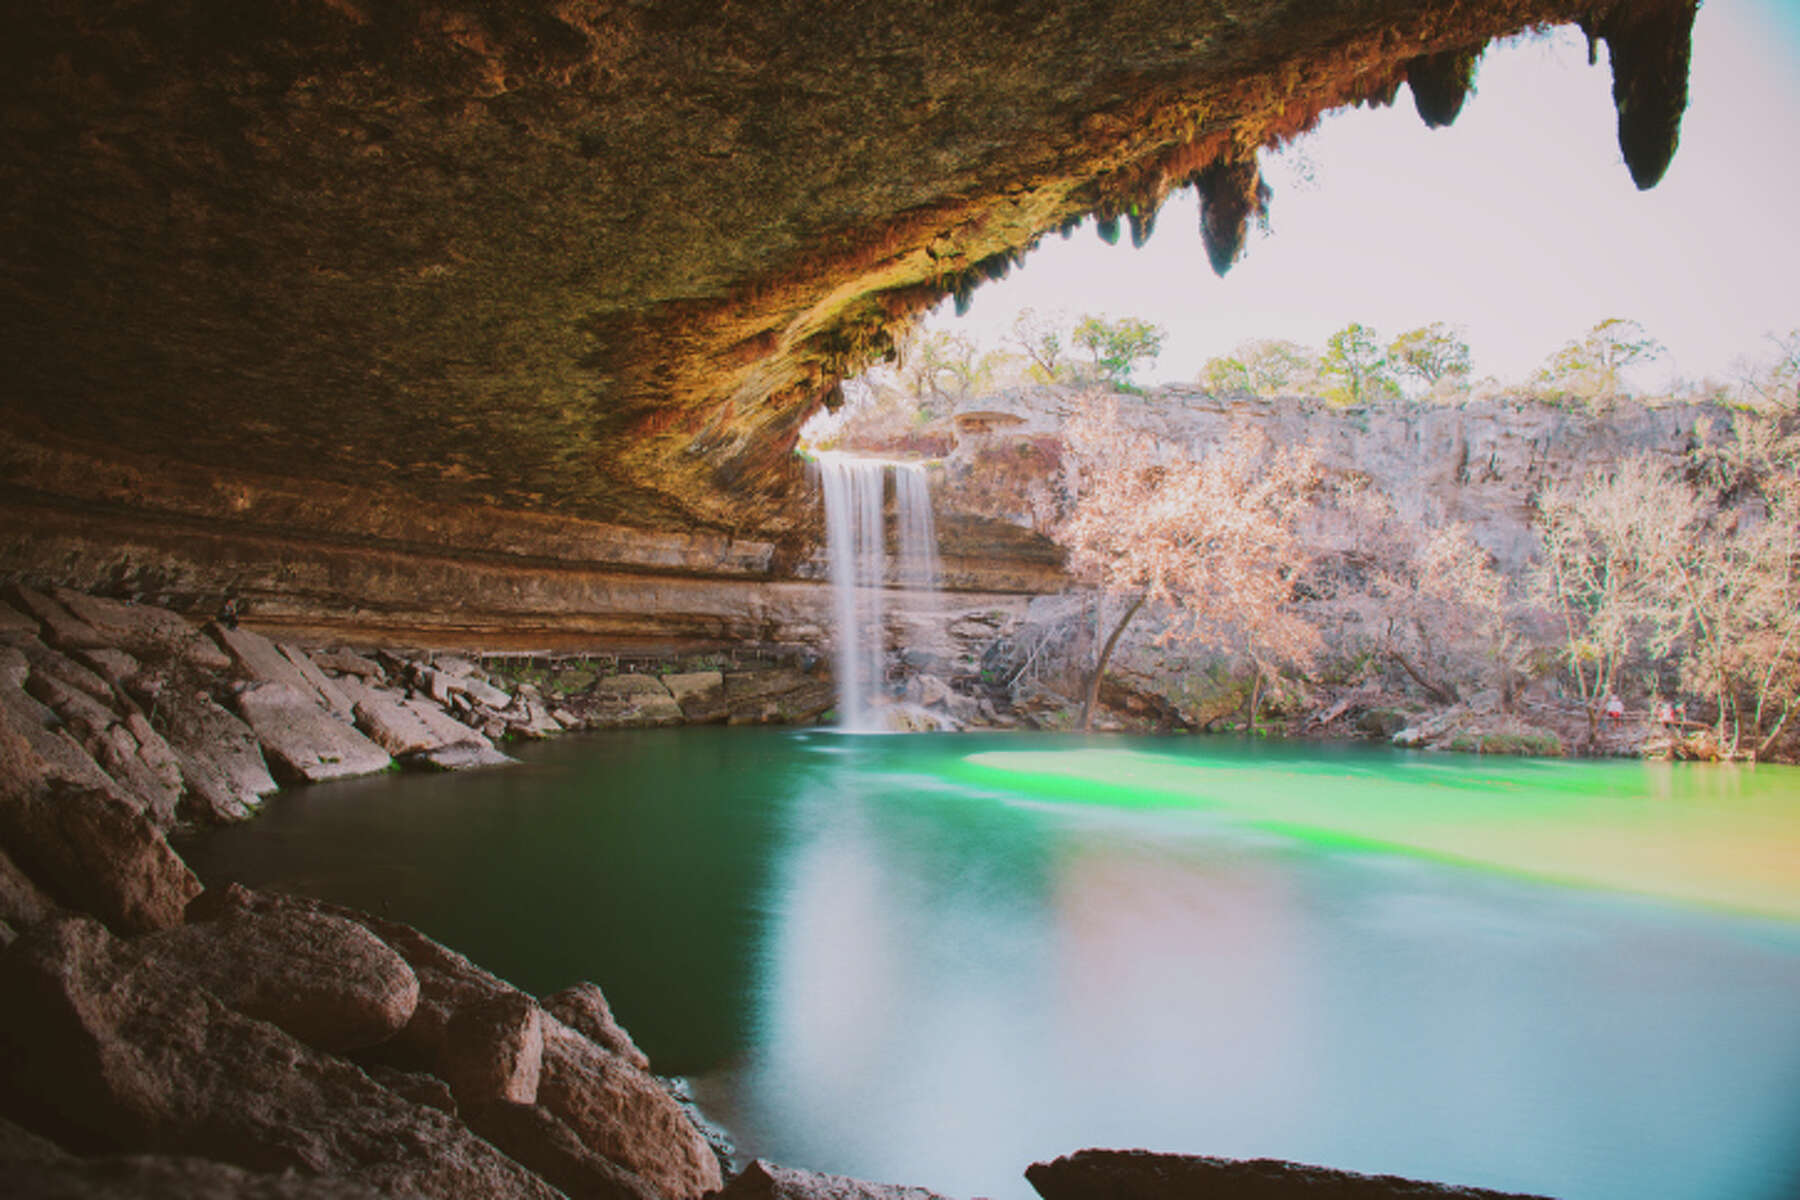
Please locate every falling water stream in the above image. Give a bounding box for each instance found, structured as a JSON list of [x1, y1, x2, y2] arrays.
[[814, 453, 940, 731]]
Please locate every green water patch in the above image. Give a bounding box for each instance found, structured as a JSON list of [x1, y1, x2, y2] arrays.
[[961, 747, 1800, 922]]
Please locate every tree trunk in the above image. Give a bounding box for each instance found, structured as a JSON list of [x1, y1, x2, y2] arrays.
[[1081, 593, 1146, 733], [1241, 670, 1264, 739]]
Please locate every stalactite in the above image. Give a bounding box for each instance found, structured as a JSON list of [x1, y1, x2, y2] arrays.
[[1193, 156, 1270, 277], [1584, 0, 1699, 190], [1405, 45, 1483, 129]]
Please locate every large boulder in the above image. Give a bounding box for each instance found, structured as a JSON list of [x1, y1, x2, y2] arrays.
[[0, 698, 198, 933], [0, 916, 561, 1199], [0, 778, 199, 935], [218, 887, 721, 1198], [537, 1016, 725, 1200], [543, 981, 651, 1071], [714, 1161, 953, 1200], [144, 901, 420, 1053], [441, 992, 544, 1107], [464, 1101, 664, 1200], [234, 681, 392, 784], [1025, 1150, 1553, 1200]]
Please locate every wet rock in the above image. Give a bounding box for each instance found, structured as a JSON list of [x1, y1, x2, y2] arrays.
[[146, 903, 419, 1053], [465, 1101, 664, 1200], [413, 742, 516, 771], [537, 1016, 725, 1200], [157, 690, 278, 822], [1024, 1148, 1552, 1200], [442, 992, 545, 1106], [715, 1160, 952, 1200], [234, 681, 392, 784], [543, 981, 651, 1071], [0, 916, 560, 1198]]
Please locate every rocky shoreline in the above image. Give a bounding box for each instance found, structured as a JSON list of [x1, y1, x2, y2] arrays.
[[1, 582, 1558, 1198]]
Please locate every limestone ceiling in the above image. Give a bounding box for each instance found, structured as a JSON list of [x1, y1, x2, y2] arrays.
[[0, 1, 1695, 535]]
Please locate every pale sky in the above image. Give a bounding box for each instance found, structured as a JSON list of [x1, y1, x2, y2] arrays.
[[925, 0, 1800, 389]]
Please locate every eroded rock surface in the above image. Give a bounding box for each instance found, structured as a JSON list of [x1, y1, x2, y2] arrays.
[[0, 916, 560, 1198]]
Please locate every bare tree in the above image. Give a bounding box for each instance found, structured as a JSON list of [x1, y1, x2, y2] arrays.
[[1055, 397, 1321, 732]]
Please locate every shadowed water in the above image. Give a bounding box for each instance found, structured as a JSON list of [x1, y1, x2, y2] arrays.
[[176, 731, 1800, 1200]]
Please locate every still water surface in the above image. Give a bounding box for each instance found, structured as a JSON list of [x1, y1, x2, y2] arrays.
[[177, 730, 1800, 1200]]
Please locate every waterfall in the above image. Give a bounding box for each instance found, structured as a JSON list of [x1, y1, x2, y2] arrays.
[[815, 452, 940, 732]]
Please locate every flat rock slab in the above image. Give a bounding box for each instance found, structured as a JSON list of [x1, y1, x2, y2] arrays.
[[1025, 1150, 1554, 1200], [8, 586, 109, 650], [343, 678, 484, 758], [414, 742, 516, 771], [214, 625, 342, 712], [278, 644, 354, 718], [0, 599, 37, 640], [52, 589, 231, 670], [234, 681, 391, 784], [158, 691, 278, 822]]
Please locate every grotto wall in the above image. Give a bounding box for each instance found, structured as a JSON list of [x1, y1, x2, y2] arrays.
[[0, 1, 1696, 630]]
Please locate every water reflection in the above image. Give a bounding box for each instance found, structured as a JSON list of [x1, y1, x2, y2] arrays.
[[703, 739, 1800, 1200], [178, 730, 1800, 1200]]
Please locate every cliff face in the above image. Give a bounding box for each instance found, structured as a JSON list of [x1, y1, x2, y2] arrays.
[[0, 1, 1700, 628]]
